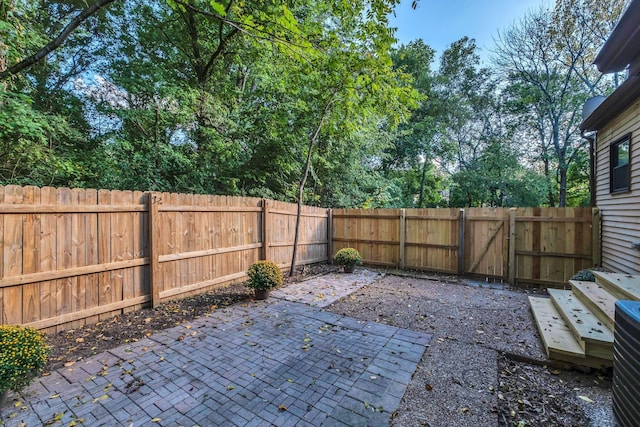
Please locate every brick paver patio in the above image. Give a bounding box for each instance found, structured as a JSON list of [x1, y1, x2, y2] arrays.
[[1, 271, 431, 426]]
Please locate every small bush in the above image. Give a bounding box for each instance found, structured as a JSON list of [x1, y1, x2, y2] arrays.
[[246, 260, 284, 291], [333, 248, 362, 266], [0, 325, 49, 394], [570, 267, 611, 282]]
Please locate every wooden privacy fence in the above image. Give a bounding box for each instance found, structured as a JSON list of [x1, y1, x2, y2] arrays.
[[0, 183, 600, 331], [0, 186, 329, 331], [332, 207, 600, 287]]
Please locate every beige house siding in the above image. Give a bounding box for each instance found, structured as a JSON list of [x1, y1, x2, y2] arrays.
[[594, 98, 640, 274]]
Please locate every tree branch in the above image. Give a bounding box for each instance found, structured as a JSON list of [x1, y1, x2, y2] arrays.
[[0, 0, 117, 81]]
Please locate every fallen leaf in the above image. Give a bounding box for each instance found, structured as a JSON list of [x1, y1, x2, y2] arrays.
[[14, 401, 22, 407], [578, 395, 594, 403], [49, 394, 60, 399], [461, 407, 469, 413], [227, 385, 235, 390], [75, 338, 84, 343], [151, 418, 162, 423], [425, 383, 433, 391], [278, 404, 287, 412]]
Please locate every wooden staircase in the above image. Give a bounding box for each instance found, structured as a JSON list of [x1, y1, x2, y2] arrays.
[[529, 272, 640, 368]]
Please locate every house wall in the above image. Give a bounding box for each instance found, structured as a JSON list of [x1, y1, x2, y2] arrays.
[[595, 98, 640, 274]]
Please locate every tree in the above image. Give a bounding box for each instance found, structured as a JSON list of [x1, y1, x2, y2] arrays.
[[494, 3, 625, 206], [383, 39, 446, 207], [495, 8, 589, 206], [285, 0, 419, 273], [0, 0, 116, 81]]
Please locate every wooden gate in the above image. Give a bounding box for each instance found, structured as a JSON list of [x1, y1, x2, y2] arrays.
[[463, 208, 509, 279]]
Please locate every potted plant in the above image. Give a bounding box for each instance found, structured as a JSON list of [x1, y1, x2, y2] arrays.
[[0, 325, 49, 407], [246, 260, 284, 300], [333, 247, 362, 273]]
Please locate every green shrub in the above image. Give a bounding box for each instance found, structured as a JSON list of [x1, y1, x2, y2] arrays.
[[570, 267, 611, 282], [333, 248, 362, 266], [246, 260, 284, 291], [0, 325, 49, 394]]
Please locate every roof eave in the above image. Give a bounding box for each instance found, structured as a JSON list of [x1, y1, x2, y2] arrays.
[[580, 75, 640, 132], [594, 0, 640, 73]]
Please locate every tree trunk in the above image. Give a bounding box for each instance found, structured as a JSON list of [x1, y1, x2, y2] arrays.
[[418, 157, 428, 207], [558, 166, 568, 207], [542, 156, 555, 207], [290, 98, 334, 276]]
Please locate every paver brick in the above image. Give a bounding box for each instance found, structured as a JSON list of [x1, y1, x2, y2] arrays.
[[3, 275, 431, 427]]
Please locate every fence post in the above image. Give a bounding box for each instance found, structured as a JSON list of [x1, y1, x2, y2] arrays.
[[149, 192, 161, 308], [327, 208, 333, 264], [457, 209, 465, 275], [508, 208, 517, 284], [592, 207, 601, 267], [262, 199, 269, 260], [399, 209, 406, 270]]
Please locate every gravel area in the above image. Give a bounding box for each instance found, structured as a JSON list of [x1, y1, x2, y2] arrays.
[[325, 271, 614, 427]]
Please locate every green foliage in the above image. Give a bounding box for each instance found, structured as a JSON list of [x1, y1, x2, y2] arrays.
[[0, 325, 49, 393], [570, 267, 611, 282], [0, 0, 621, 210], [245, 260, 284, 291], [448, 140, 548, 207], [333, 248, 362, 266]]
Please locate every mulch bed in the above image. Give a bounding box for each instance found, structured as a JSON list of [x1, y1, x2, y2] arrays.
[[44, 264, 336, 373]]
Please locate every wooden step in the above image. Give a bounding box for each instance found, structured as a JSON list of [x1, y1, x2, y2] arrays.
[[547, 289, 614, 360], [570, 280, 616, 331], [529, 296, 612, 369], [529, 296, 585, 359], [593, 271, 640, 301]]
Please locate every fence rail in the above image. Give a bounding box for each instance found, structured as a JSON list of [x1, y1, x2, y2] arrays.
[[0, 186, 329, 332], [0, 184, 600, 331], [333, 207, 600, 286]]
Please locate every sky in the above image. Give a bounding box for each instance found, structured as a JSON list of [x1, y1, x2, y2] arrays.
[[389, 0, 548, 63]]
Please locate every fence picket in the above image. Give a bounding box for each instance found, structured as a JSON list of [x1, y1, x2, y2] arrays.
[[0, 184, 598, 330]]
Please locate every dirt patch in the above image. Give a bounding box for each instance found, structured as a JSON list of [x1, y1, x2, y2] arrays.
[[41, 266, 613, 426]]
